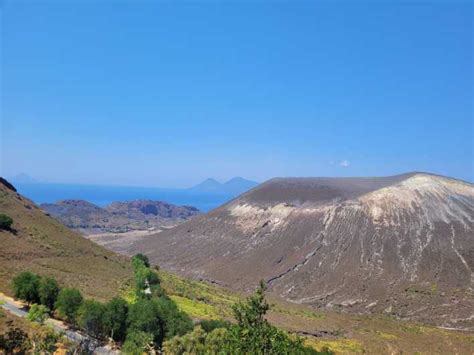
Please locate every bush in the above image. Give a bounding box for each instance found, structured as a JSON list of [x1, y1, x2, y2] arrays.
[[162, 326, 207, 354], [0, 321, 30, 353], [155, 296, 193, 339], [38, 276, 60, 312], [12, 271, 40, 305], [0, 214, 13, 230], [198, 319, 230, 333], [77, 300, 106, 338], [127, 298, 166, 346], [55, 288, 83, 324], [122, 331, 154, 354], [132, 259, 161, 298], [103, 297, 128, 342], [30, 329, 59, 353], [226, 281, 322, 354], [132, 253, 150, 268], [26, 304, 49, 324]]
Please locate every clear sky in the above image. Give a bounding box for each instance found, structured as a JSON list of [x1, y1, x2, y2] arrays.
[[1, 1, 472, 187]]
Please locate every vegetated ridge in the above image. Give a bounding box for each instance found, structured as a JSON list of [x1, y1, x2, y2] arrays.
[[127, 172, 474, 330], [0, 177, 133, 300]]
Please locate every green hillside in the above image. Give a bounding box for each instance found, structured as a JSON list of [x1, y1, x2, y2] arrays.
[[0, 179, 133, 301]]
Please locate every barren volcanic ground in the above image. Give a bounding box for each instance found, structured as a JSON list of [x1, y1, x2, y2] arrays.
[[122, 173, 473, 330]]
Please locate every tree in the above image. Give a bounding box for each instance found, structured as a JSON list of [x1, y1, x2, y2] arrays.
[[122, 331, 154, 355], [77, 300, 106, 338], [132, 253, 150, 268], [131, 254, 161, 298], [226, 280, 324, 354], [26, 304, 49, 324], [55, 288, 83, 324], [0, 214, 13, 230], [12, 271, 40, 305], [38, 276, 60, 312], [127, 298, 166, 346], [155, 296, 193, 339], [232, 280, 269, 329], [103, 297, 128, 342]]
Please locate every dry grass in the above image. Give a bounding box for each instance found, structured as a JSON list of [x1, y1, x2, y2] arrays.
[[0, 183, 133, 301]]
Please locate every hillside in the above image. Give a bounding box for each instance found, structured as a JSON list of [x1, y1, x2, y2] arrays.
[[126, 173, 474, 330], [40, 199, 199, 235], [158, 270, 474, 354], [0, 178, 133, 300]]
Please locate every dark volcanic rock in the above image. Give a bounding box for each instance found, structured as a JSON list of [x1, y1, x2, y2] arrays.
[[127, 173, 474, 329], [0, 177, 17, 192]]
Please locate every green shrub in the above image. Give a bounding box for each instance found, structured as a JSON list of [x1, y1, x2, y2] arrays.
[[38, 276, 60, 312], [162, 326, 207, 354], [0, 214, 13, 230], [12, 271, 40, 305], [155, 296, 193, 339], [26, 304, 49, 324], [77, 300, 106, 338], [198, 319, 230, 333], [122, 331, 154, 354], [103, 297, 129, 342], [30, 329, 59, 353], [127, 298, 166, 346], [132, 253, 150, 268], [55, 288, 83, 324]]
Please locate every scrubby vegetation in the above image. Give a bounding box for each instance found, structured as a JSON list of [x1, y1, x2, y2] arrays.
[[26, 304, 49, 324], [0, 317, 60, 354], [5, 256, 329, 354], [0, 214, 13, 230], [163, 281, 329, 354], [12, 272, 41, 306]]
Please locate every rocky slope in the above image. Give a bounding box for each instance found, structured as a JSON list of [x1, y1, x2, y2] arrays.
[[41, 199, 200, 234], [127, 173, 474, 329]]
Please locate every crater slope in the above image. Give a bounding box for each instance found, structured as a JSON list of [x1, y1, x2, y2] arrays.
[[127, 173, 474, 329]]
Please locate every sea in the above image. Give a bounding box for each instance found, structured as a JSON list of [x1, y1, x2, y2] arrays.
[[14, 183, 234, 212]]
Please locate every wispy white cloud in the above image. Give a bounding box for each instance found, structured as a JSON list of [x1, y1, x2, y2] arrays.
[[339, 160, 350, 167]]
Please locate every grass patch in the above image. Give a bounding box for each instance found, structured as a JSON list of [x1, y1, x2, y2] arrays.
[[400, 324, 424, 334], [159, 270, 237, 319], [305, 338, 365, 354], [377, 331, 398, 340], [170, 295, 221, 319], [273, 304, 325, 320]]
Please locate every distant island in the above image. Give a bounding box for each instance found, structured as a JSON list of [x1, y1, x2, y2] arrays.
[[41, 199, 200, 235], [10, 175, 259, 212], [189, 177, 258, 195]]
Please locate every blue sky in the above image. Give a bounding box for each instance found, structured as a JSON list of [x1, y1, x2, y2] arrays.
[[1, 1, 472, 187]]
